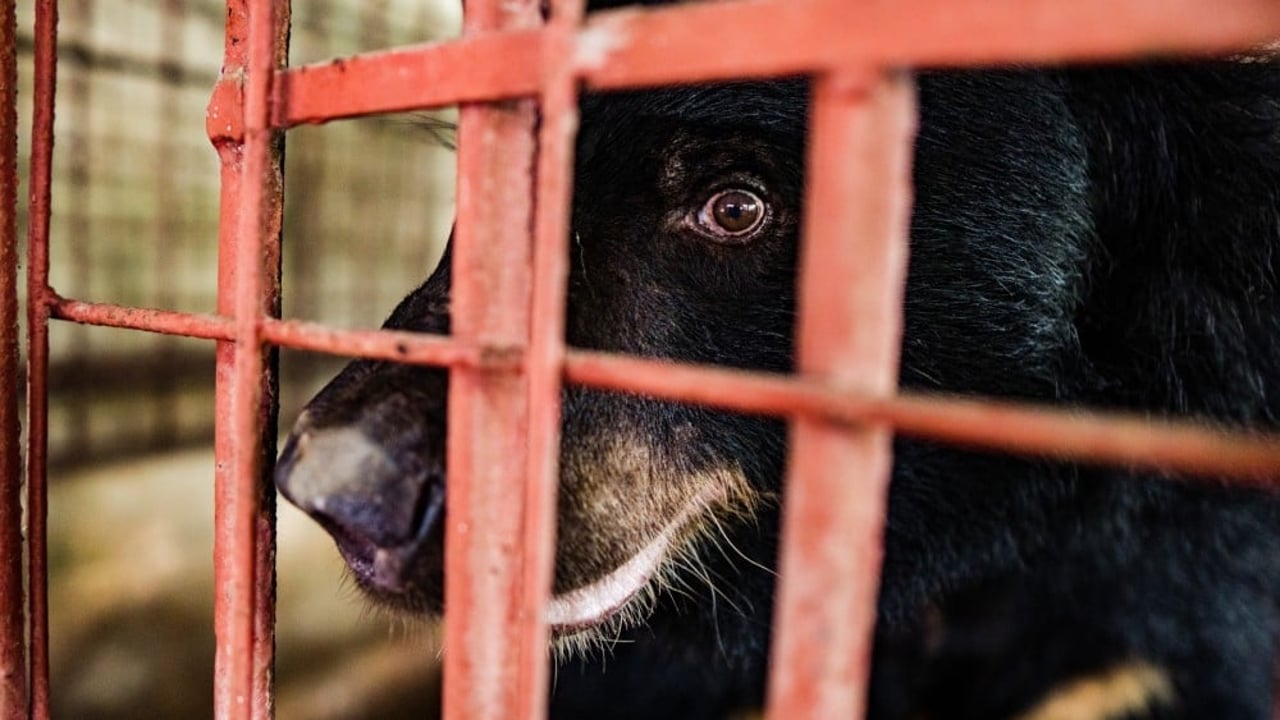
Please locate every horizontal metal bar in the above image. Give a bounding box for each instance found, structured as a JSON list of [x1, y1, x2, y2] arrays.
[[562, 350, 1280, 484], [51, 297, 236, 340], [43, 293, 1280, 482], [274, 30, 541, 127], [580, 0, 1280, 89], [259, 318, 519, 369], [263, 0, 1280, 127], [44, 297, 1280, 481], [48, 298, 518, 369]]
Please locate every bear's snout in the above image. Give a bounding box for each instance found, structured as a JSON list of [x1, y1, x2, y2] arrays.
[[276, 378, 448, 604]]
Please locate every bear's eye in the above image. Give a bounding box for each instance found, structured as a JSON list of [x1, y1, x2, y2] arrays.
[[695, 188, 767, 241]]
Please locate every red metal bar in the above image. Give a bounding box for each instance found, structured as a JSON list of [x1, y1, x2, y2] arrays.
[[765, 71, 918, 719], [257, 0, 1280, 131], [48, 299, 521, 370], [0, 0, 23, 713], [515, 0, 585, 716], [52, 298, 236, 340], [443, 0, 540, 717], [275, 31, 541, 127], [49, 290, 1280, 481], [579, 0, 1280, 89], [564, 352, 1280, 485], [209, 0, 288, 718], [11, 2, 1275, 719], [210, 20, 248, 712], [25, 0, 58, 715], [48, 296, 1280, 479], [260, 318, 516, 369]]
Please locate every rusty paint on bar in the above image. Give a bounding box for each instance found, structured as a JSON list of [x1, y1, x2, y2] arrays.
[[443, 0, 540, 717], [515, 0, 585, 716], [210, 5, 250, 716], [208, 77, 245, 147], [250, 0, 1280, 140], [46, 298, 517, 369], [25, 0, 58, 715], [52, 298, 236, 340], [564, 350, 1280, 486], [0, 0, 23, 713], [209, 0, 287, 718], [275, 30, 542, 127], [764, 72, 917, 719], [260, 318, 518, 369], [239, 0, 286, 715], [578, 0, 1280, 90]]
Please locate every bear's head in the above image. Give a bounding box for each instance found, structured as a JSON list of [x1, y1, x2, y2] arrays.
[[275, 69, 1091, 654], [274, 82, 806, 650]]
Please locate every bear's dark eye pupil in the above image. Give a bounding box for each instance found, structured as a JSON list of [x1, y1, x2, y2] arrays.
[[703, 189, 765, 238]]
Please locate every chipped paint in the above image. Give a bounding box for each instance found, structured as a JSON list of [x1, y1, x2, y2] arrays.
[[574, 20, 628, 71]]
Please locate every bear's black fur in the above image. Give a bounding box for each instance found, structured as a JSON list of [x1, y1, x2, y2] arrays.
[[275, 3, 1280, 717]]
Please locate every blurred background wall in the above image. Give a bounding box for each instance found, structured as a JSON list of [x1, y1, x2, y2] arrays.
[[16, 0, 460, 716]]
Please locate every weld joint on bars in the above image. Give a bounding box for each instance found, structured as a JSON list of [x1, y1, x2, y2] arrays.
[[26, 279, 58, 313], [207, 76, 245, 146]]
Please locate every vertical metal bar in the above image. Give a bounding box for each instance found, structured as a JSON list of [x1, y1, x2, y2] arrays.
[[0, 0, 24, 712], [765, 70, 917, 719], [516, 0, 584, 716], [442, 0, 539, 717], [210, 0, 288, 718], [25, 1, 59, 716]]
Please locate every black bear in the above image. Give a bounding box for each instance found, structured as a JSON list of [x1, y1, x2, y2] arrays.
[[274, 2, 1280, 717]]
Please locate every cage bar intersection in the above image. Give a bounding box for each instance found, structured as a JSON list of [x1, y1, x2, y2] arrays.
[[6, 0, 1280, 718]]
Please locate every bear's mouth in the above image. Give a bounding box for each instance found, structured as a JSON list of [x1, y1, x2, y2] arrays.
[[317, 463, 726, 635], [546, 488, 718, 634], [546, 519, 678, 633], [327, 487, 442, 595], [340, 495, 691, 632]]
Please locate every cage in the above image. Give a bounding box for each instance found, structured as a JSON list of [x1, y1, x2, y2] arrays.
[[5, 0, 1280, 718]]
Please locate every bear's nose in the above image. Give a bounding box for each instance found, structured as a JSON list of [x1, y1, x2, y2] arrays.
[[276, 418, 442, 554]]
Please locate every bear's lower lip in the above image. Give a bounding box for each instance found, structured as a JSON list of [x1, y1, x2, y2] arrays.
[[545, 488, 719, 633], [546, 527, 675, 632], [340, 487, 716, 629]]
